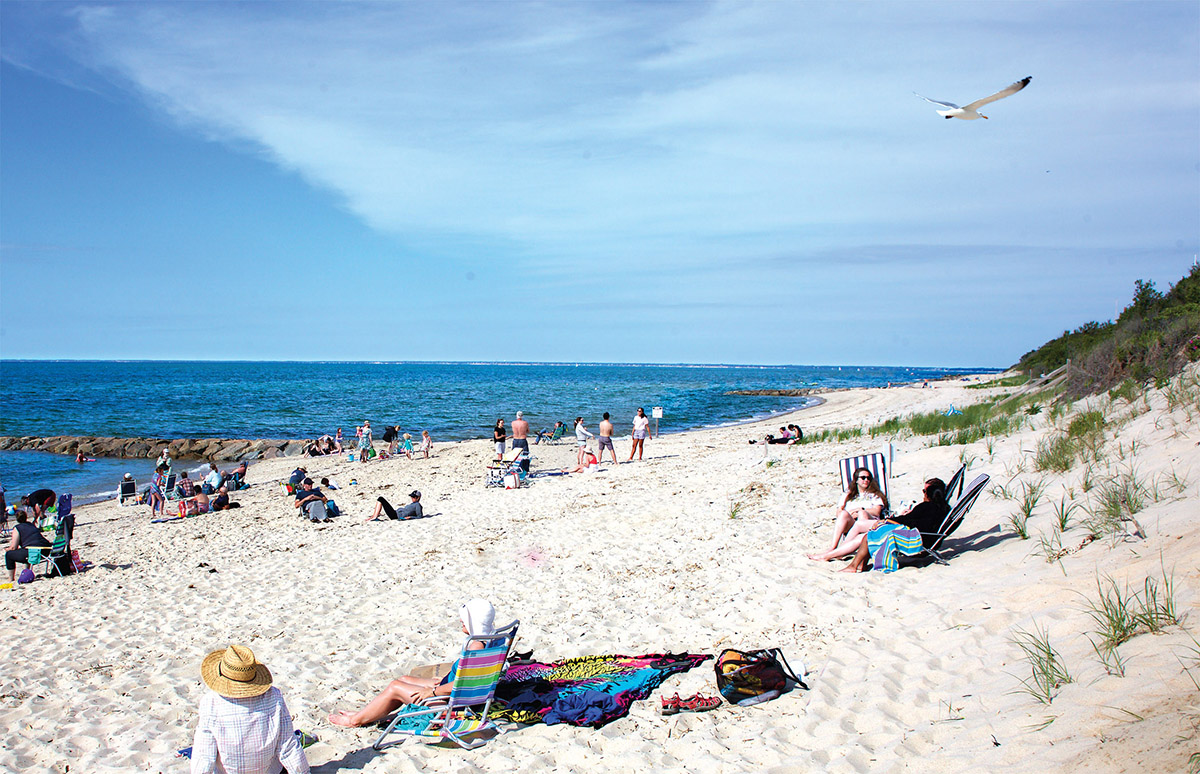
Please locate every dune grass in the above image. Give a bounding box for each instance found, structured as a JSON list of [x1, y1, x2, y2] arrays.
[[1010, 624, 1073, 705]]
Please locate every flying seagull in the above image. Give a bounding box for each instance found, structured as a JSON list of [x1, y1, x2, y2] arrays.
[[915, 76, 1031, 120]]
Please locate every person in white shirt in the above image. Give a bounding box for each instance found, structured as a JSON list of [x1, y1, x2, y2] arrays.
[[628, 407, 653, 462], [190, 644, 309, 774], [573, 417, 594, 466]]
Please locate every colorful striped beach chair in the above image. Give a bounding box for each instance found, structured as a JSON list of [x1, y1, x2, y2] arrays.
[[373, 620, 519, 751]]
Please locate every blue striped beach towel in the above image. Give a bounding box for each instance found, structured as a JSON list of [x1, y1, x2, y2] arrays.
[[867, 524, 924, 573]]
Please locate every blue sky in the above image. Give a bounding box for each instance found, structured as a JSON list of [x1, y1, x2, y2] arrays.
[[1, 1, 1197, 367]]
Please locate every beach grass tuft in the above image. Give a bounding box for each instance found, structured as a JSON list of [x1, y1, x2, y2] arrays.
[[1010, 624, 1073, 705], [1083, 564, 1180, 657], [1034, 434, 1075, 473], [1052, 493, 1079, 532], [1084, 575, 1141, 650], [1108, 378, 1140, 403]]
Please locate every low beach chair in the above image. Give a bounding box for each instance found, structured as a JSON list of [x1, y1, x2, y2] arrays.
[[838, 452, 890, 512], [485, 449, 527, 488], [119, 478, 139, 505], [374, 620, 520, 751], [538, 425, 566, 444], [43, 528, 78, 578], [909, 473, 990, 566]]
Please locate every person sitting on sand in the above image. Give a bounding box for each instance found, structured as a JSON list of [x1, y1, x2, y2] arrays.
[[6, 509, 51, 582], [328, 599, 501, 727], [807, 467, 888, 562], [203, 464, 224, 495], [294, 478, 333, 522], [365, 490, 423, 522], [786, 424, 804, 444], [190, 644, 310, 774], [288, 466, 307, 489], [566, 448, 600, 474], [841, 478, 949, 573], [175, 471, 197, 499], [211, 486, 240, 511]]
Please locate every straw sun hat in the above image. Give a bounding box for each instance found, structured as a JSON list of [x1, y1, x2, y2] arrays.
[[201, 645, 273, 698]]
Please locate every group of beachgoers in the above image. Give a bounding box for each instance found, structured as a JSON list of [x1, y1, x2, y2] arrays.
[[492, 408, 655, 474], [138, 450, 245, 519], [340, 421, 434, 463], [750, 424, 804, 445], [806, 465, 951, 573]]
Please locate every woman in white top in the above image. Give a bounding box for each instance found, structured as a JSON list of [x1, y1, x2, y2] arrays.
[[574, 417, 594, 466], [628, 407, 652, 461], [807, 467, 889, 562]]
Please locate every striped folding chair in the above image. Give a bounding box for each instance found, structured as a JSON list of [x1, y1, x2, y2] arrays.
[[838, 452, 890, 513], [374, 620, 519, 751]]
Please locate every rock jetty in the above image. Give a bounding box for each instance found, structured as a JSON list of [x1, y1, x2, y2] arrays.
[[0, 436, 311, 461]]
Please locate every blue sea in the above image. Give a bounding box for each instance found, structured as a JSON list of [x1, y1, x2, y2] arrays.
[[0, 360, 993, 503]]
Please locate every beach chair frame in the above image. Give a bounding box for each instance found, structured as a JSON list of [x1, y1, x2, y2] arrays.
[[914, 473, 990, 565], [373, 620, 519, 751], [485, 449, 527, 488], [838, 452, 890, 513], [119, 479, 139, 506], [943, 464, 967, 508]]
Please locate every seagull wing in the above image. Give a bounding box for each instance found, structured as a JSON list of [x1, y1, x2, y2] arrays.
[[962, 76, 1031, 111], [913, 92, 960, 110]]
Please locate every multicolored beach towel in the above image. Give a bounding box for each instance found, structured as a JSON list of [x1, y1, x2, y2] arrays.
[[867, 524, 924, 573], [493, 653, 711, 727]]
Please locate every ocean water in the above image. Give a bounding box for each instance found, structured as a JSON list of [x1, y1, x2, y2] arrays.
[[0, 360, 991, 502]]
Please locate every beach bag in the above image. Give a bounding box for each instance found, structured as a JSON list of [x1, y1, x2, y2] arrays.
[[714, 648, 806, 706], [281, 482, 296, 496], [17, 567, 35, 584]]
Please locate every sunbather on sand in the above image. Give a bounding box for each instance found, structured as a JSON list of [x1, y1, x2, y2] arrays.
[[566, 449, 600, 473], [807, 467, 888, 561], [327, 599, 500, 727], [841, 478, 948, 573]]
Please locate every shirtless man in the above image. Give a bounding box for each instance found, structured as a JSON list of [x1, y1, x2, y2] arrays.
[[511, 411, 530, 473], [597, 412, 618, 464]]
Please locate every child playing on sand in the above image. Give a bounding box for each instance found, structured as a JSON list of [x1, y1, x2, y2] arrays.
[[420, 430, 432, 459]]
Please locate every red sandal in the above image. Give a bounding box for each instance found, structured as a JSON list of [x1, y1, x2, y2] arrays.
[[678, 694, 721, 712], [660, 693, 682, 715]]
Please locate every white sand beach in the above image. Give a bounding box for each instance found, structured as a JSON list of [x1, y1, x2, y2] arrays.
[[3, 369, 1198, 773]]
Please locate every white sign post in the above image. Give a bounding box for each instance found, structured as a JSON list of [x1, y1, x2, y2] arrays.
[[652, 406, 663, 437]]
